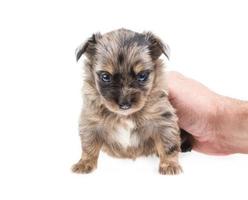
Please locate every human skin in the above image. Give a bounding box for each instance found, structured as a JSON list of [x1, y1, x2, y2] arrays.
[[166, 71, 248, 155]]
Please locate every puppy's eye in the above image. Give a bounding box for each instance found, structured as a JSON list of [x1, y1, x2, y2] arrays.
[[100, 72, 112, 82], [136, 71, 149, 82]]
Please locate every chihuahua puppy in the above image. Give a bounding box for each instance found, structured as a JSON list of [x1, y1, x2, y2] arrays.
[[72, 28, 191, 175]]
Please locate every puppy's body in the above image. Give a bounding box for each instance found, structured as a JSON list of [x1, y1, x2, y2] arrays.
[[72, 29, 183, 174]]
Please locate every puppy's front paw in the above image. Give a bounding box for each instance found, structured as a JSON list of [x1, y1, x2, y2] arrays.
[[159, 162, 182, 175], [71, 160, 96, 174]]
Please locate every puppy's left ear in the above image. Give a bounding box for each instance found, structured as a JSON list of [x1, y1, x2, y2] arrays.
[[144, 32, 170, 60], [75, 33, 102, 61]]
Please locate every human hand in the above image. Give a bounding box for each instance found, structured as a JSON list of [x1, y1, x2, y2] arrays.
[[166, 71, 248, 155]]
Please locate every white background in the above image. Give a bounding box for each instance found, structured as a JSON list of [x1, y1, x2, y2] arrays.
[[0, 0, 248, 200]]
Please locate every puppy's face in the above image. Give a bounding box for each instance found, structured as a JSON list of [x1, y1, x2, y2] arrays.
[[95, 50, 154, 116], [76, 29, 169, 115]]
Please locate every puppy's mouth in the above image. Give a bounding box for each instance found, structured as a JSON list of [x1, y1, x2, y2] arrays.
[[115, 103, 140, 116], [101, 98, 144, 116], [118, 101, 132, 110], [116, 107, 140, 116], [117, 106, 135, 115]]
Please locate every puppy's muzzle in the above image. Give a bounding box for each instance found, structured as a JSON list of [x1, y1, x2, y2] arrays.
[[118, 98, 131, 110]]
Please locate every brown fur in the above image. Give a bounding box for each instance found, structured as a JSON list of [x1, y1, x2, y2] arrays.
[[72, 29, 182, 175]]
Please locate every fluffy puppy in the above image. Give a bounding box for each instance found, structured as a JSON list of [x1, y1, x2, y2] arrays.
[[72, 28, 191, 175]]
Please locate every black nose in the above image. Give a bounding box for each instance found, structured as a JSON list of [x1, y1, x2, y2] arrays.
[[119, 101, 131, 110]]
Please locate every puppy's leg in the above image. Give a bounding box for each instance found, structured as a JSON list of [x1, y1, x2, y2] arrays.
[[72, 130, 102, 174], [180, 129, 194, 152], [154, 125, 182, 175]]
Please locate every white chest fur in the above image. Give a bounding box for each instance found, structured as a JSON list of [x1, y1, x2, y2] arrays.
[[112, 120, 139, 148]]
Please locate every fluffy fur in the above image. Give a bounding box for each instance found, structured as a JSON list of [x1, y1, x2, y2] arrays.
[[72, 28, 190, 175]]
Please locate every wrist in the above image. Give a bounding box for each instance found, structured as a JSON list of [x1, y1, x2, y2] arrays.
[[216, 96, 248, 154]]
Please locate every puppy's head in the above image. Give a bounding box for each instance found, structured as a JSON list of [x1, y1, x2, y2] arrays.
[[76, 29, 169, 116]]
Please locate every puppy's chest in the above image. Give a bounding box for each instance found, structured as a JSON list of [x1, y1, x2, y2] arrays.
[[110, 120, 140, 148]]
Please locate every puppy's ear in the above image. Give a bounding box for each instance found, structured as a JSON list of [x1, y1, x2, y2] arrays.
[[75, 33, 102, 61], [144, 32, 170, 60]]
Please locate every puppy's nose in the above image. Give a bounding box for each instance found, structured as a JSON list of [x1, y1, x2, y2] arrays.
[[119, 101, 131, 110]]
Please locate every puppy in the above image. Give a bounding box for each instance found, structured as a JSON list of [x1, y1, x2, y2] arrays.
[[72, 28, 191, 175]]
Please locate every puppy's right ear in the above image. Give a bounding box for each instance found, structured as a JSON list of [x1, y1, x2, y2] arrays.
[[75, 33, 101, 61], [144, 32, 170, 60]]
